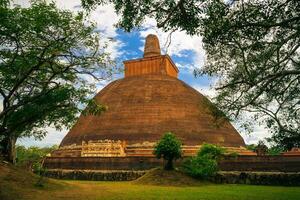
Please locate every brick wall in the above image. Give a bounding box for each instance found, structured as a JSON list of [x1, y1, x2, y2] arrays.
[[44, 155, 300, 172], [219, 155, 300, 172]]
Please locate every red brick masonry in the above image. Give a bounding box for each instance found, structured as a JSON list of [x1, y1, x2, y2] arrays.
[[44, 155, 300, 172]]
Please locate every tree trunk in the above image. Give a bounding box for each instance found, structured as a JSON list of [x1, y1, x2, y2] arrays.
[[0, 135, 9, 159], [164, 158, 174, 170], [7, 135, 16, 164]]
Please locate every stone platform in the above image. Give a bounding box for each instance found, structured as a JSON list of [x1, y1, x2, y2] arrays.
[[43, 169, 300, 185], [44, 155, 300, 172]]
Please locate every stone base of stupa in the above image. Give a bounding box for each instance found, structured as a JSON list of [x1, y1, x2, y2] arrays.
[[49, 140, 255, 158], [44, 153, 300, 173], [43, 139, 256, 171]]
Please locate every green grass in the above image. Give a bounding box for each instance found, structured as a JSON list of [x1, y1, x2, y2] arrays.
[[1, 162, 300, 200]]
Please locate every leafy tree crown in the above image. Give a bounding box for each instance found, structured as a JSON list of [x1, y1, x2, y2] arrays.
[[0, 1, 116, 142], [153, 132, 182, 161]]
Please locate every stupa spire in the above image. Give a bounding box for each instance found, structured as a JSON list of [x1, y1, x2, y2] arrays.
[[124, 34, 178, 78], [143, 34, 161, 58]]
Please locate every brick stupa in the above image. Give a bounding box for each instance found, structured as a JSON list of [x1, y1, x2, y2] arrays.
[[49, 34, 251, 160]]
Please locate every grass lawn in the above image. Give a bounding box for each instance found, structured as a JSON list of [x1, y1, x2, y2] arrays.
[[1, 162, 300, 200]]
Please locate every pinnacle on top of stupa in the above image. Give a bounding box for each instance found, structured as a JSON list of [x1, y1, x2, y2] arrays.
[[143, 34, 161, 58], [124, 34, 178, 78]]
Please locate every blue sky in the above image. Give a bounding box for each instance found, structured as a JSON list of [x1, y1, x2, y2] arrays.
[[15, 0, 268, 147]]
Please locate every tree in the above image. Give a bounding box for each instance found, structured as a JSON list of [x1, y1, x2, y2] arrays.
[[153, 132, 182, 170], [254, 141, 268, 156], [246, 141, 284, 155], [0, 1, 116, 163], [82, 0, 300, 150]]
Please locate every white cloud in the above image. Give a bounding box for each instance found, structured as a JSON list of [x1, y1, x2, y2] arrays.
[[54, 1, 124, 59], [12, 0, 30, 7], [0, 97, 3, 112], [241, 125, 270, 145], [90, 5, 119, 37], [192, 84, 217, 99], [17, 127, 67, 147], [236, 111, 272, 145], [89, 4, 125, 59], [52, 0, 81, 10]]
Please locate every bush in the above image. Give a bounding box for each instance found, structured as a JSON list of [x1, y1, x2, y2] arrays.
[[267, 145, 284, 155], [227, 151, 239, 158], [182, 155, 218, 179], [32, 162, 48, 187], [197, 143, 225, 159], [181, 144, 225, 179], [246, 144, 257, 152]]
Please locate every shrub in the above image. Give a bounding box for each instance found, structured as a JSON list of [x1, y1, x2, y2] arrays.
[[15, 145, 54, 187], [267, 145, 284, 155], [182, 155, 218, 179], [227, 152, 239, 159], [153, 132, 182, 170], [246, 144, 257, 152], [33, 162, 48, 187], [197, 143, 225, 159], [181, 143, 225, 179]]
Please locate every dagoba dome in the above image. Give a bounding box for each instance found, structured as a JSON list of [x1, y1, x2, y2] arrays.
[[61, 74, 245, 148], [52, 34, 247, 158]]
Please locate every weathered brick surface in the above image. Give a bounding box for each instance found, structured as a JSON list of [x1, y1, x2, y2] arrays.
[[60, 74, 245, 148], [124, 55, 178, 78], [44, 155, 300, 172], [211, 171, 300, 186], [219, 155, 300, 172], [44, 156, 166, 170], [43, 169, 300, 185]]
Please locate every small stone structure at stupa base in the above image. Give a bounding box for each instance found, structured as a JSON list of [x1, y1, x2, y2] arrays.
[[44, 34, 258, 171], [281, 148, 300, 156]]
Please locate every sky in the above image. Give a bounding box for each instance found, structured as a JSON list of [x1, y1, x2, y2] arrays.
[[13, 0, 269, 147]]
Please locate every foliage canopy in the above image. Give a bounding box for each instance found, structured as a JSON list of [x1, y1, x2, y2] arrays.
[[0, 0, 116, 163]]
